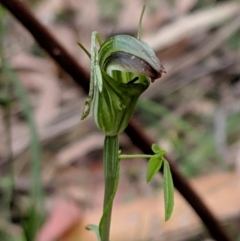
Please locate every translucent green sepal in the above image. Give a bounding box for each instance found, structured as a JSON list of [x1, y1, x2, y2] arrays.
[[93, 70, 149, 136]]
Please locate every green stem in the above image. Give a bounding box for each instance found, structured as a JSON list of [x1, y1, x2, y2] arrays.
[[100, 135, 119, 241], [119, 154, 153, 159]]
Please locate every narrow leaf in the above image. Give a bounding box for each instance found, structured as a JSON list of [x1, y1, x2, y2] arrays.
[[163, 160, 174, 221], [86, 224, 101, 241], [151, 143, 160, 153], [146, 156, 163, 182]]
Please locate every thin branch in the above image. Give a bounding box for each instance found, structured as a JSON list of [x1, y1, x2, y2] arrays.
[[0, 0, 90, 92], [125, 119, 232, 241], [0, 0, 233, 240]]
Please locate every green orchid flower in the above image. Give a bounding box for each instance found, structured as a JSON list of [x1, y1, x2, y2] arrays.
[[79, 32, 165, 136]]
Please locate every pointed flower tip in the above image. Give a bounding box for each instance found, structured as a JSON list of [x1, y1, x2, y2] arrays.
[[151, 64, 166, 82]]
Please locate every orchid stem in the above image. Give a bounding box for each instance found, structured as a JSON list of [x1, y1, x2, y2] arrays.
[[100, 135, 119, 241]]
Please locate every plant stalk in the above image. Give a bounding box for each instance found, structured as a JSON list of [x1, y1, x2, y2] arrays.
[[100, 135, 119, 241]]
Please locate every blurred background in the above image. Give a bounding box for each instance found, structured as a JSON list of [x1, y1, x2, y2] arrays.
[[0, 0, 240, 240]]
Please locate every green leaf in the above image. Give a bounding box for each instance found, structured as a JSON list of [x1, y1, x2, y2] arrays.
[[86, 224, 101, 241], [163, 160, 174, 221], [151, 143, 160, 153], [151, 144, 166, 156], [146, 155, 163, 182]]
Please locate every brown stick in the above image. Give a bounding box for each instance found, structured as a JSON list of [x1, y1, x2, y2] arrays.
[[0, 0, 233, 240], [0, 0, 90, 93], [125, 120, 233, 241]]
